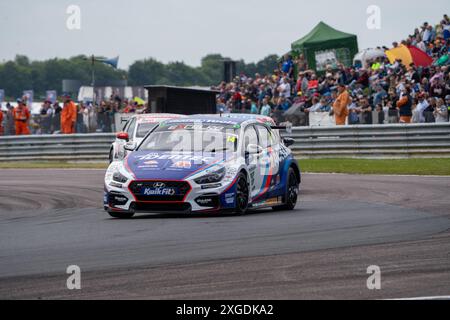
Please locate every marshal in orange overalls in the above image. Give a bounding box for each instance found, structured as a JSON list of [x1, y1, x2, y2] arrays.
[[61, 100, 77, 134], [13, 104, 31, 135], [333, 89, 350, 126]]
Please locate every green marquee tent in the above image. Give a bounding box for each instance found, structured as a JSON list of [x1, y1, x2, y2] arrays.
[[291, 21, 359, 72]]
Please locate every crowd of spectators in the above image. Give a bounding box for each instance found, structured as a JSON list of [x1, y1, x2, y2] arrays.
[[1, 15, 450, 136], [0, 95, 149, 136], [213, 15, 450, 126]]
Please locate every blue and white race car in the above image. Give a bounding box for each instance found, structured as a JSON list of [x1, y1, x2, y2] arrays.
[[104, 115, 301, 218]]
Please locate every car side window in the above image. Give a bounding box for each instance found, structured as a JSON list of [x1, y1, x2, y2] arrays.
[[256, 125, 273, 149], [243, 125, 258, 153], [126, 118, 136, 139]]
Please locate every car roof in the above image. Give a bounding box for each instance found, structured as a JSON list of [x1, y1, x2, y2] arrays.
[[133, 113, 186, 124], [190, 114, 276, 126], [162, 115, 245, 125]]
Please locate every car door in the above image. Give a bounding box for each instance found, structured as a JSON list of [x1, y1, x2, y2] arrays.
[[242, 125, 261, 200], [255, 124, 277, 200]]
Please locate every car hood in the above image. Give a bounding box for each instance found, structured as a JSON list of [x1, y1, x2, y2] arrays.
[[126, 150, 234, 180]]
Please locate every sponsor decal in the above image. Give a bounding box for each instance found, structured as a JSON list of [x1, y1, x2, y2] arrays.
[[136, 153, 214, 163], [138, 160, 159, 169], [252, 197, 282, 208], [166, 119, 237, 125], [196, 198, 213, 205], [225, 193, 235, 205], [142, 187, 177, 196], [171, 161, 192, 169], [167, 124, 227, 131]]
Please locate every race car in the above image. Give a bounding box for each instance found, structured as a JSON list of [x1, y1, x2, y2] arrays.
[[109, 113, 186, 163], [104, 116, 301, 218]]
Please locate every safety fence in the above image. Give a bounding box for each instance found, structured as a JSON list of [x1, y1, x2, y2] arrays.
[[0, 123, 449, 162], [286, 123, 450, 159]]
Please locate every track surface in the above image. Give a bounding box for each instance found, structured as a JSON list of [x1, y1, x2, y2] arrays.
[[0, 169, 449, 299]]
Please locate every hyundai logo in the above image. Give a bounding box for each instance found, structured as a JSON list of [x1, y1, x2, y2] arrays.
[[153, 182, 166, 188]]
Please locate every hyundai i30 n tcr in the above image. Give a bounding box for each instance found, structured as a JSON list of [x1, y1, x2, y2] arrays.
[[104, 116, 301, 218]]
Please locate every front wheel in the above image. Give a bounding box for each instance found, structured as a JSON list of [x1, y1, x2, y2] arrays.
[[108, 211, 135, 219], [234, 173, 249, 215], [273, 167, 299, 211]]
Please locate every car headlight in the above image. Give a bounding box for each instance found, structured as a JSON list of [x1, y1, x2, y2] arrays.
[[194, 167, 226, 185], [113, 171, 128, 183]]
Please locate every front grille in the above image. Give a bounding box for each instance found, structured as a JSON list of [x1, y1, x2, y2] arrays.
[[129, 181, 191, 202]]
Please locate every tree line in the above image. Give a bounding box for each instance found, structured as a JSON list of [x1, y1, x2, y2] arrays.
[[0, 54, 280, 99]]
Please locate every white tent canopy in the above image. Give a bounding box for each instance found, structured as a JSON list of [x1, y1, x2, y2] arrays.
[[353, 48, 386, 68]]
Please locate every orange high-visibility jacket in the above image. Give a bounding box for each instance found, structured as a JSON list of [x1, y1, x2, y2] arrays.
[[13, 106, 31, 122], [333, 91, 350, 125], [61, 101, 77, 133], [13, 106, 31, 135]]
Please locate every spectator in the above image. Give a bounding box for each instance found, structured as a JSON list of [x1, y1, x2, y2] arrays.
[[446, 95, 450, 121], [434, 98, 448, 122], [260, 97, 272, 116], [415, 93, 430, 123], [397, 88, 413, 123], [52, 102, 62, 132], [4, 103, 15, 135], [360, 97, 373, 124], [0, 108, 3, 135], [281, 54, 294, 78], [39, 100, 53, 134]]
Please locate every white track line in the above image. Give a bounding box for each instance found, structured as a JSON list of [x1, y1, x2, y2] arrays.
[[303, 172, 450, 178], [389, 296, 450, 300]]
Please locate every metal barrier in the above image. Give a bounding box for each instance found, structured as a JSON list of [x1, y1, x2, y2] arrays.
[[0, 123, 449, 161], [287, 123, 450, 159], [0, 133, 115, 162]]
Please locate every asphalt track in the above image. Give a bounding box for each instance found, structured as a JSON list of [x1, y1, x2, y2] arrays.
[[0, 169, 449, 299]]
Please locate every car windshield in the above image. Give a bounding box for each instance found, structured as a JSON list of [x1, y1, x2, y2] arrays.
[[138, 122, 239, 152], [136, 123, 159, 138]]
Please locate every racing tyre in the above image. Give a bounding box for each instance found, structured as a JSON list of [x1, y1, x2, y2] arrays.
[[273, 167, 299, 211], [108, 211, 135, 219], [234, 173, 249, 215]]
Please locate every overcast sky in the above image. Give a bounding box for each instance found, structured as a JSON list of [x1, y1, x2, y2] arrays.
[[1, 0, 448, 69]]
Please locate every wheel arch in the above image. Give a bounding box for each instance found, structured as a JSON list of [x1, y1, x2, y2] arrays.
[[289, 161, 301, 185]]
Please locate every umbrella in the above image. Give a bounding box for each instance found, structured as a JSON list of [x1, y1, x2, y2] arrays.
[[435, 54, 449, 66], [385, 45, 433, 67]]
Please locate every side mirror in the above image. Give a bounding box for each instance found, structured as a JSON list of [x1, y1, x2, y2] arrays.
[[116, 132, 129, 141], [124, 142, 137, 152], [283, 138, 295, 148], [247, 144, 263, 155]]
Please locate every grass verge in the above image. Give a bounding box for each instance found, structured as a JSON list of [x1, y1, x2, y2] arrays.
[[300, 158, 450, 176], [0, 159, 449, 176], [0, 161, 108, 169]]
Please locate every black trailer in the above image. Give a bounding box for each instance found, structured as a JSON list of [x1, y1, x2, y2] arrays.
[[144, 85, 218, 115]]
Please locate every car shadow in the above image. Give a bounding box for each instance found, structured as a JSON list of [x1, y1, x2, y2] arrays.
[[108, 208, 291, 220]]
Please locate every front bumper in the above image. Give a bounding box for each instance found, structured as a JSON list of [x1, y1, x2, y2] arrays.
[[104, 178, 239, 214]]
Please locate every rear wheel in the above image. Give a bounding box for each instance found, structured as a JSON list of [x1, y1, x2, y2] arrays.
[[108, 211, 135, 219], [235, 173, 249, 215], [273, 167, 299, 211]]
